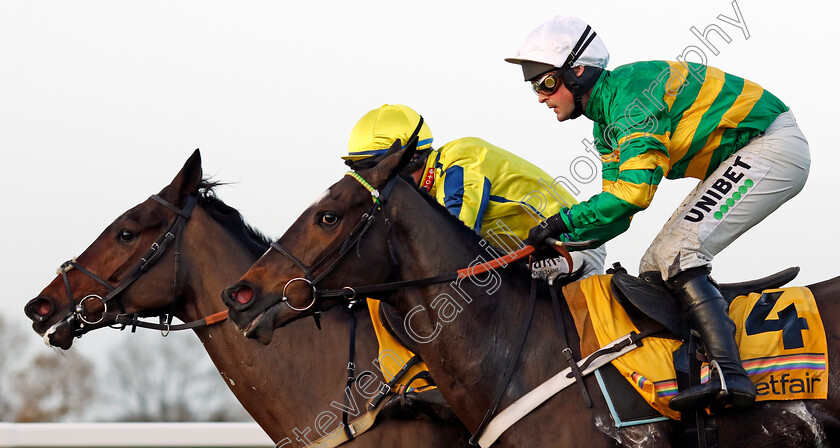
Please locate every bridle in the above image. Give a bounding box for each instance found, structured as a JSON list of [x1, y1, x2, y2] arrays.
[[265, 118, 428, 317], [50, 193, 227, 339], [262, 170, 549, 325], [265, 171, 398, 317], [264, 169, 569, 446], [262, 168, 591, 446]]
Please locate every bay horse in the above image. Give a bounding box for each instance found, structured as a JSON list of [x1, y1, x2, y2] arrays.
[[223, 145, 840, 447], [24, 150, 468, 447]]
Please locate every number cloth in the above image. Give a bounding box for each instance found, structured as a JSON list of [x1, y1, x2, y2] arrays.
[[563, 275, 827, 420]]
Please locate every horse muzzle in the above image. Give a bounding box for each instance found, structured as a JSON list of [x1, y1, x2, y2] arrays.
[[38, 314, 76, 349], [25, 296, 54, 324], [222, 281, 270, 330]]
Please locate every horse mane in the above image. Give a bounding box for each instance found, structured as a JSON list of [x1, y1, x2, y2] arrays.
[[407, 178, 483, 241], [403, 177, 531, 277], [195, 179, 273, 258]]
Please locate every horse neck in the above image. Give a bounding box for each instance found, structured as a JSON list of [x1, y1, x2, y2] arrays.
[[382, 185, 566, 428], [386, 181, 532, 330], [177, 207, 384, 443], [383, 182, 575, 430]]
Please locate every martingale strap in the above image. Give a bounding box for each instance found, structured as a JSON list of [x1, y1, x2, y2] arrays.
[[469, 277, 538, 446], [304, 395, 396, 448], [549, 285, 592, 408], [477, 331, 653, 448], [341, 302, 359, 441], [368, 355, 425, 410], [306, 353, 426, 448]]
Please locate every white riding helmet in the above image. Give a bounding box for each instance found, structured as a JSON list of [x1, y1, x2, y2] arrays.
[[506, 16, 609, 81]]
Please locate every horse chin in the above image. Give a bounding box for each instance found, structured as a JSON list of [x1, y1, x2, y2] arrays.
[[242, 301, 307, 345], [241, 304, 281, 345], [41, 320, 75, 350]]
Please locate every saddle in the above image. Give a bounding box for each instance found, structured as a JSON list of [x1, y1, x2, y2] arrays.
[[379, 301, 423, 356], [610, 266, 800, 341]]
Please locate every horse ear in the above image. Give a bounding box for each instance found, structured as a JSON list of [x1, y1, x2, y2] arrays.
[[159, 149, 203, 205], [365, 139, 416, 188]]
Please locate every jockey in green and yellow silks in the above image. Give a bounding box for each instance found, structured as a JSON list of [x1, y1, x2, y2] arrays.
[[343, 104, 607, 388], [506, 15, 810, 413]]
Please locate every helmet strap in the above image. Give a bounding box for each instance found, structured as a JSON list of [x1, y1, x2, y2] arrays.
[[554, 25, 601, 120], [561, 66, 603, 119], [561, 69, 585, 120], [400, 148, 432, 177], [561, 25, 598, 70]]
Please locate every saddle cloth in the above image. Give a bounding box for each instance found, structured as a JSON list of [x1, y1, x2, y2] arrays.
[[367, 298, 433, 390], [563, 275, 828, 420]]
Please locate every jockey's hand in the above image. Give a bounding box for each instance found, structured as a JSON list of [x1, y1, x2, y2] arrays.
[[531, 252, 586, 285], [524, 214, 569, 257], [531, 256, 569, 285]]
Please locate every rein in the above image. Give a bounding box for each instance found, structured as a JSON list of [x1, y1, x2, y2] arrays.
[[266, 170, 582, 320], [268, 171, 591, 445], [267, 172, 567, 313], [266, 171, 579, 445], [52, 193, 228, 337]]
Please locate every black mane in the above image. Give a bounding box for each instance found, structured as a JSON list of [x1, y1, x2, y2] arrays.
[[402, 177, 530, 274], [196, 180, 272, 258], [407, 177, 484, 242]]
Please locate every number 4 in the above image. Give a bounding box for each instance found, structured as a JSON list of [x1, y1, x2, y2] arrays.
[[744, 291, 808, 350]]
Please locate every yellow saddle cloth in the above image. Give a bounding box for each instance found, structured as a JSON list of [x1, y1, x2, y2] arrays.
[[563, 275, 828, 420], [367, 299, 433, 391]]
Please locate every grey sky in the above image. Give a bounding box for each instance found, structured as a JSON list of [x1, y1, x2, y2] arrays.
[[2, 0, 838, 359]]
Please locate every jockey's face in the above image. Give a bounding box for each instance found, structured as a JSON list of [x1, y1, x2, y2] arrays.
[[538, 66, 586, 122]]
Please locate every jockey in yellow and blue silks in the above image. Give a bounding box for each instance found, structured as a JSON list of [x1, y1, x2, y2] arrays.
[[344, 104, 605, 258], [342, 104, 608, 387]]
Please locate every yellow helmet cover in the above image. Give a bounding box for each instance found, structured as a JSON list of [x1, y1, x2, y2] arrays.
[[344, 104, 434, 161]]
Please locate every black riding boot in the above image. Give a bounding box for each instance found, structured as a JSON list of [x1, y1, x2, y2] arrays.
[[667, 268, 756, 412]]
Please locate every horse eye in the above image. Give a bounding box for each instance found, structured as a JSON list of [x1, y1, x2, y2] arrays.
[[117, 229, 136, 243], [321, 212, 339, 226]]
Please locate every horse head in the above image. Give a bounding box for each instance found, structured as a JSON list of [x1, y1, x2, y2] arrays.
[[25, 150, 204, 349], [223, 139, 417, 343]]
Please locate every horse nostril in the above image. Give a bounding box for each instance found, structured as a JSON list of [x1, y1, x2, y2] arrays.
[[224, 284, 255, 307], [232, 286, 254, 305], [26, 297, 53, 320]]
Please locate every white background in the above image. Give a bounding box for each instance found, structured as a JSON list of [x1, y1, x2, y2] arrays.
[[2, 1, 838, 362]]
